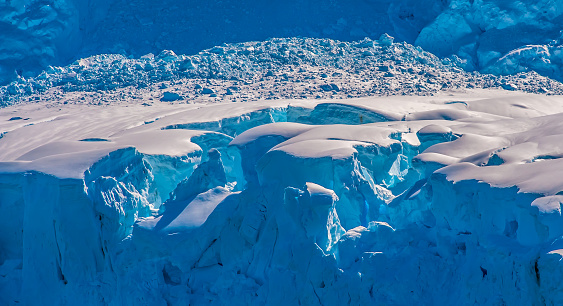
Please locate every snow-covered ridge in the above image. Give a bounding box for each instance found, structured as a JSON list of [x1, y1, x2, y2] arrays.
[[2, 90, 563, 304]]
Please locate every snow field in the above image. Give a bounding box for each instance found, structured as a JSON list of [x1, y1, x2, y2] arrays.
[[1, 90, 563, 304]]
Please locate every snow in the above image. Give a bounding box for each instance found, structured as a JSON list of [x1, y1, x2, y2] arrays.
[[139, 187, 232, 233], [0, 110, 202, 178], [0, 90, 563, 304], [306, 182, 339, 202], [273, 138, 363, 159], [531, 195, 563, 214], [417, 124, 452, 135], [229, 122, 314, 146], [2, 80, 563, 304], [3, 3, 563, 303]]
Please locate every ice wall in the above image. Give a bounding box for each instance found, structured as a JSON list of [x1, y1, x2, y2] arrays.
[[3, 94, 563, 304], [0, 147, 200, 305]]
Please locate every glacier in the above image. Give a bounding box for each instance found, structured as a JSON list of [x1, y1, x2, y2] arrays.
[[3, 36, 563, 107], [2, 0, 563, 85], [2, 90, 563, 305], [2, 1, 563, 304]]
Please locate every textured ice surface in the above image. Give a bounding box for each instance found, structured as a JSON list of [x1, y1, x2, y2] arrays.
[[0, 0, 441, 84], [5, 36, 563, 107], [4, 2, 563, 303], [2, 90, 563, 304], [3, 0, 563, 85]]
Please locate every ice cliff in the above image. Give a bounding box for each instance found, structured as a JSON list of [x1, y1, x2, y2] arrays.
[[2, 0, 563, 304], [1, 91, 563, 304]]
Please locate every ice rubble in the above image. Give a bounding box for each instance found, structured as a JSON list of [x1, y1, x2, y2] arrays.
[[1, 90, 563, 304], [5, 36, 563, 108], [3, 0, 563, 84]]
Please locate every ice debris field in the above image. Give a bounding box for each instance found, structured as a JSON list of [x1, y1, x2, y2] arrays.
[[3, 0, 563, 85], [3, 0, 563, 305]]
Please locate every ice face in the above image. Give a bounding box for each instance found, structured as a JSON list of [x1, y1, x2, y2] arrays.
[[4, 1, 563, 301], [2, 91, 563, 304]]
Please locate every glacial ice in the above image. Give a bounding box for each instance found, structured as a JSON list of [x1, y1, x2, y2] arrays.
[[3, 1, 563, 303], [7, 35, 563, 107], [1, 90, 563, 304], [3, 0, 563, 86]]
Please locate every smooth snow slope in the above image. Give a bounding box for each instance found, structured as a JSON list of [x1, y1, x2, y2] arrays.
[[2, 89, 563, 305], [2, 0, 563, 84]]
